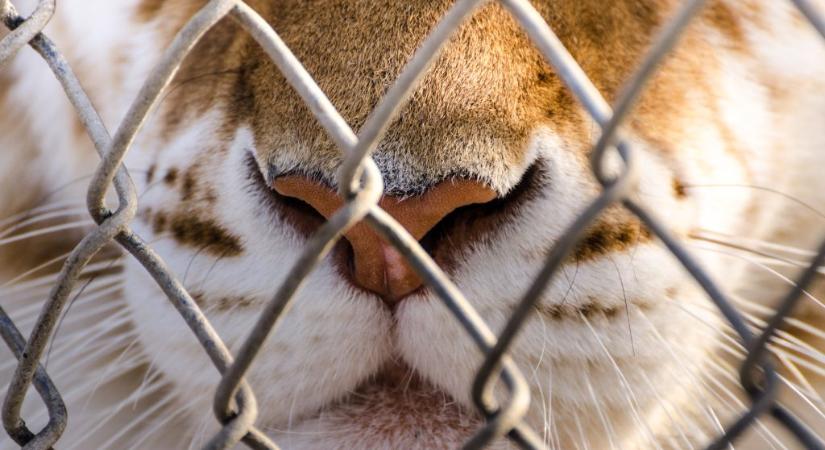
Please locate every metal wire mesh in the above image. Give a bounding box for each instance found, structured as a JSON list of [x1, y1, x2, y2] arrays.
[[1, 0, 825, 448]]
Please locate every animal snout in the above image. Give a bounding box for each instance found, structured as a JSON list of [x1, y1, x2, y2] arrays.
[[273, 175, 497, 306]]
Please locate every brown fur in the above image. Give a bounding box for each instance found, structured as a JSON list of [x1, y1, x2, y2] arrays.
[[136, 0, 165, 22], [145, 0, 748, 169], [574, 213, 654, 261], [537, 295, 654, 321], [134, 0, 760, 259], [0, 71, 86, 278], [191, 291, 256, 310], [163, 167, 179, 185], [148, 209, 243, 256]]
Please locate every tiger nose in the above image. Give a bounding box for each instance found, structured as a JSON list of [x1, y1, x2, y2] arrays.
[[273, 175, 496, 305]]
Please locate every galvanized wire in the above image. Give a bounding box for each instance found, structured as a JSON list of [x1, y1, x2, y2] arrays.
[[1, 0, 824, 449]]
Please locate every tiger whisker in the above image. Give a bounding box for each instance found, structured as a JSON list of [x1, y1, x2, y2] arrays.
[[2, 286, 121, 328], [712, 306, 825, 419], [95, 387, 180, 449], [732, 297, 825, 343], [673, 325, 787, 450], [775, 355, 825, 423], [607, 255, 635, 355], [0, 316, 134, 392], [702, 353, 789, 450], [581, 314, 661, 450], [0, 250, 77, 287], [47, 257, 125, 367], [14, 340, 147, 432], [125, 393, 206, 450], [638, 366, 695, 449], [0, 288, 126, 342], [777, 351, 823, 405], [738, 308, 825, 377], [182, 243, 211, 285], [0, 219, 94, 247], [689, 296, 825, 377], [20, 352, 147, 431], [82, 334, 148, 412], [0, 200, 85, 230], [686, 244, 825, 311], [683, 184, 825, 222], [692, 229, 821, 259], [65, 373, 168, 450], [0, 207, 88, 239], [584, 371, 619, 450], [772, 348, 825, 379], [133, 356, 171, 411], [58, 352, 146, 409], [571, 411, 592, 450], [40, 315, 135, 377], [689, 233, 825, 273], [188, 400, 219, 450], [532, 306, 552, 446], [1, 258, 123, 297], [677, 304, 824, 448], [636, 308, 732, 443]]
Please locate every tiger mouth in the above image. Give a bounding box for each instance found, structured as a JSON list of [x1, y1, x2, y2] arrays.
[[287, 359, 482, 441]]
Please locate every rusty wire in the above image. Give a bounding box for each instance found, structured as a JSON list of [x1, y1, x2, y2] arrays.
[[1, 0, 825, 449]]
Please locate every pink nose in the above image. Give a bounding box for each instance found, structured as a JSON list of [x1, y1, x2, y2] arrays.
[[273, 176, 496, 305]]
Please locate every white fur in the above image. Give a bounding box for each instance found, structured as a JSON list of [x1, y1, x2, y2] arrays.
[[2, 1, 825, 449]]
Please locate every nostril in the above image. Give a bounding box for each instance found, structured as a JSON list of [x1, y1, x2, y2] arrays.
[[272, 175, 497, 305]]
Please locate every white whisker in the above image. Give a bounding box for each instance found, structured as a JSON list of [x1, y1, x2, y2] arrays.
[[640, 367, 694, 448], [0, 220, 94, 247], [572, 411, 591, 450], [0, 310, 132, 378], [95, 389, 179, 449], [580, 313, 661, 449], [636, 308, 727, 441], [46, 321, 136, 378], [702, 354, 787, 450], [732, 297, 825, 343], [671, 305, 788, 448], [726, 302, 825, 372], [692, 230, 821, 259], [2, 280, 123, 328], [64, 374, 167, 450], [125, 393, 204, 450], [19, 352, 147, 431], [0, 200, 85, 230], [1, 250, 76, 287], [188, 402, 218, 450], [675, 305, 823, 449], [0, 207, 88, 239], [776, 351, 823, 404], [1, 259, 123, 297], [688, 244, 825, 310], [776, 360, 825, 425], [683, 185, 825, 222], [584, 371, 620, 450], [531, 307, 552, 446]]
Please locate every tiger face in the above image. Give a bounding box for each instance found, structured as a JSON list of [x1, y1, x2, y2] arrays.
[[3, 0, 825, 448]]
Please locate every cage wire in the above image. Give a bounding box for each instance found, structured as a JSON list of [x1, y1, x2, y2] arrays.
[[2, 0, 825, 449]]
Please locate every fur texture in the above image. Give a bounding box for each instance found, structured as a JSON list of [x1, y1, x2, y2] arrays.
[[2, 0, 825, 448]]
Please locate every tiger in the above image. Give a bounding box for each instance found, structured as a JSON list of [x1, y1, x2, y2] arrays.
[[2, 0, 825, 448]]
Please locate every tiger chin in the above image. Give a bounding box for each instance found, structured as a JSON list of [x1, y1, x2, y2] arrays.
[[2, 0, 825, 448]]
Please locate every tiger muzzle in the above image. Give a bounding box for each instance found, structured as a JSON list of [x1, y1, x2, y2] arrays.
[[273, 175, 496, 306]]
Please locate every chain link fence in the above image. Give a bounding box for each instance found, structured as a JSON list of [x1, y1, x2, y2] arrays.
[[1, 0, 825, 448]]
